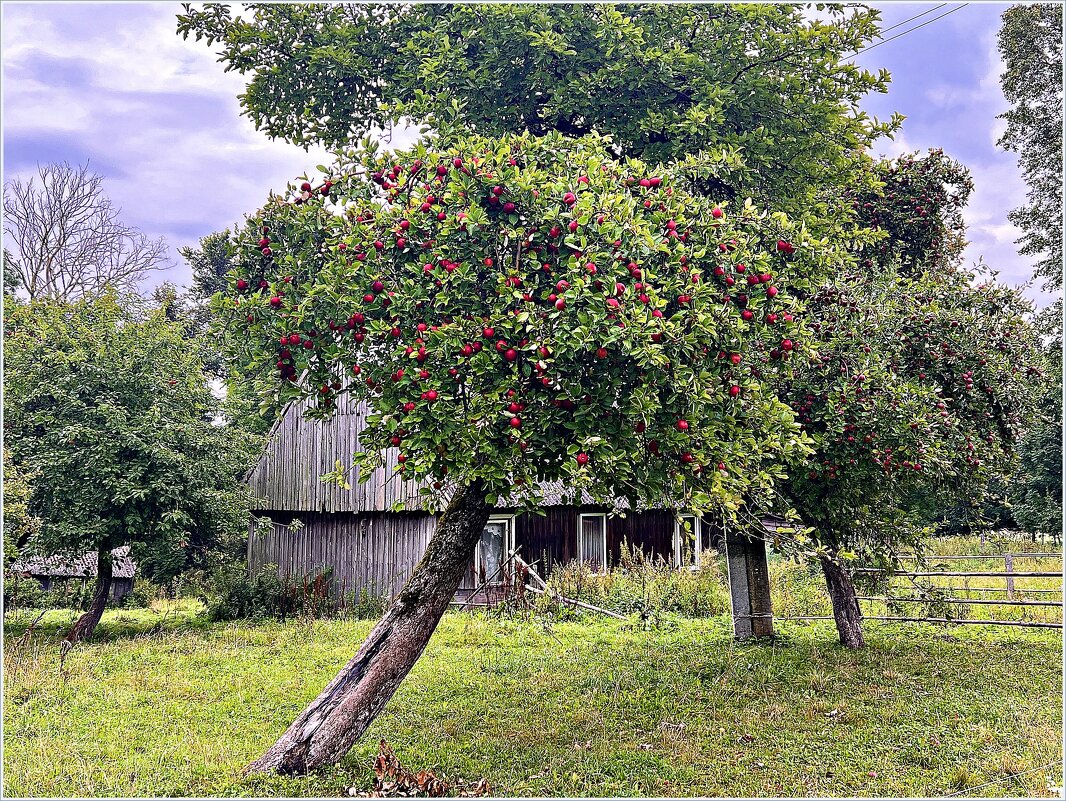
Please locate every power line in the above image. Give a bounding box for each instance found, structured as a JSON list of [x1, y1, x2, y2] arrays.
[[847, 4, 969, 59], [877, 4, 949, 37]]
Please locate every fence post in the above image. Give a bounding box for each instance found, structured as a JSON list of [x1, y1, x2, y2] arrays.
[[1005, 554, 1015, 600], [725, 529, 774, 639]]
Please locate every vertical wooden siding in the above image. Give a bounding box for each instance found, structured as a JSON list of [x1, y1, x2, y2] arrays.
[[515, 508, 675, 572], [246, 395, 433, 514], [247, 511, 438, 599], [248, 507, 680, 599]]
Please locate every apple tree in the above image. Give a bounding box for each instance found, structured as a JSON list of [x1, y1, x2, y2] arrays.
[[770, 152, 1045, 648], [215, 131, 844, 773]]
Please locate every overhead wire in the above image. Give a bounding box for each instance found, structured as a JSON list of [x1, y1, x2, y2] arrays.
[[847, 4, 970, 58], [877, 3, 949, 36]]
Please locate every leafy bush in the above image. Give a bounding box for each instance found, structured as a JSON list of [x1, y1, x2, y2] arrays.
[[202, 563, 390, 622], [2, 574, 96, 611], [342, 585, 390, 620], [121, 579, 168, 609], [3, 573, 46, 610], [201, 563, 289, 622]]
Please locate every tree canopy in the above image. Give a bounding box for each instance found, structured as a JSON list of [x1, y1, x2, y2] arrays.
[[3, 291, 258, 584], [216, 131, 849, 514], [178, 3, 899, 212], [997, 3, 1063, 294]]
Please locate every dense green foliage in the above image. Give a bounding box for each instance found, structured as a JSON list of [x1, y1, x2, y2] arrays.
[[774, 152, 1045, 564], [217, 131, 847, 512], [2, 448, 38, 566], [180, 231, 281, 435], [3, 292, 259, 584], [1010, 336, 1063, 541], [997, 3, 1063, 293], [996, 4, 1063, 543], [177, 3, 898, 212], [851, 149, 973, 275]]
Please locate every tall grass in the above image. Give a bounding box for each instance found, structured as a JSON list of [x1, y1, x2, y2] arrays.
[[540, 544, 732, 621]]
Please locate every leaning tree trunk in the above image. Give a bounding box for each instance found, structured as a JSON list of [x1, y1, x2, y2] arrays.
[[819, 554, 865, 649], [246, 479, 491, 775], [62, 548, 113, 649]]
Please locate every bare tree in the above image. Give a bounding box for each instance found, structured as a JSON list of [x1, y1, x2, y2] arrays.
[[3, 162, 170, 300]]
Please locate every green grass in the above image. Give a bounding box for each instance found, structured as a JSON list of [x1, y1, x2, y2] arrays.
[[4, 603, 1062, 798]]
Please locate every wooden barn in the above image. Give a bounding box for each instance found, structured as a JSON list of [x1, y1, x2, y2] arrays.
[[246, 394, 775, 636], [8, 546, 136, 603]]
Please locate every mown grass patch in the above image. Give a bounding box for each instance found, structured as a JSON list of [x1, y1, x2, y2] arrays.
[[4, 605, 1061, 798]]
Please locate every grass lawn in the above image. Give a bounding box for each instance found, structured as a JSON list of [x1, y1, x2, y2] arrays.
[[3, 603, 1062, 798]]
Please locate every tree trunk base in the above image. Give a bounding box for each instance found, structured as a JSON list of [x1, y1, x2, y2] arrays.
[[62, 549, 113, 655], [246, 480, 490, 775], [819, 554, 865, 649]]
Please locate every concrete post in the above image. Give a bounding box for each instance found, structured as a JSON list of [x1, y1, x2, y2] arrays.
[[725, 529, 775, 639]]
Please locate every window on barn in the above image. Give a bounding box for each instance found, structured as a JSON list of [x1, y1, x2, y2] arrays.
[[674, 514, 708, 569], [475, 516, 514, 584], [578, 513, 607, 571]]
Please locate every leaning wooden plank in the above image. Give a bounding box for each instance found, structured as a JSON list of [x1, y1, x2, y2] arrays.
[[523, 584, 627, 620], [516, 555, 548, 590]]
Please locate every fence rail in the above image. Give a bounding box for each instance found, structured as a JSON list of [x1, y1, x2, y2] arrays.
[[787, 615, 1063, 630], [856, 596, 1062, 608], [897, 553, 1062, 560], [855, 569, 1061, 578], [783, 551, 1063, 630]]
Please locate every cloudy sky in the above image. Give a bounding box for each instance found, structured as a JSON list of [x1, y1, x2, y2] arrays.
[[1, 2, 1056, 306]]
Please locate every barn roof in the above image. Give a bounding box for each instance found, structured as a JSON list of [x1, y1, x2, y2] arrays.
[[9, 546, 136, 579]]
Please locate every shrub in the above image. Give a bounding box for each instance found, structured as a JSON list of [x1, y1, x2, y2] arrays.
[[342, 584, 390, 620], [3, 573, 46, 610], [201, 563, 289, 622], [202, 563, 391, 622], [121, 579, 168, 609]]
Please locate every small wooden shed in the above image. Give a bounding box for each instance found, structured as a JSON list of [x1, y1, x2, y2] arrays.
[[8, 546, 136, 602], [246, 394, 775, 635]]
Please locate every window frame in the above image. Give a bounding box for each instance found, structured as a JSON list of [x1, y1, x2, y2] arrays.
[[577, 512, 608, 571], [674, 514, 703, 570], [474, 514, 516, 583]]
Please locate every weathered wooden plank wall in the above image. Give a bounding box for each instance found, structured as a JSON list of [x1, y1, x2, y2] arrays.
[[247, 511, 440, 599], [246, 394, 434, 514]]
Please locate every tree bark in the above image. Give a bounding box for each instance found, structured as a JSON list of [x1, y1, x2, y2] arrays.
[[63, 548, 113, 647], [819, 554, 865, 649], [245, 479, 491, 775]]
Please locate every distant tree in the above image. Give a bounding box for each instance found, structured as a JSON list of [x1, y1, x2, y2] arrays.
[[2, 162, 170, 301], [3, 291, 258, 645], [181, 229, 236, 300], [997, 4, 1063, 545], [997, 3, 1063, 293], [1010, 335, 1063, 543], [177, 3, 899, 212], [179, 231, 281, 434]]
